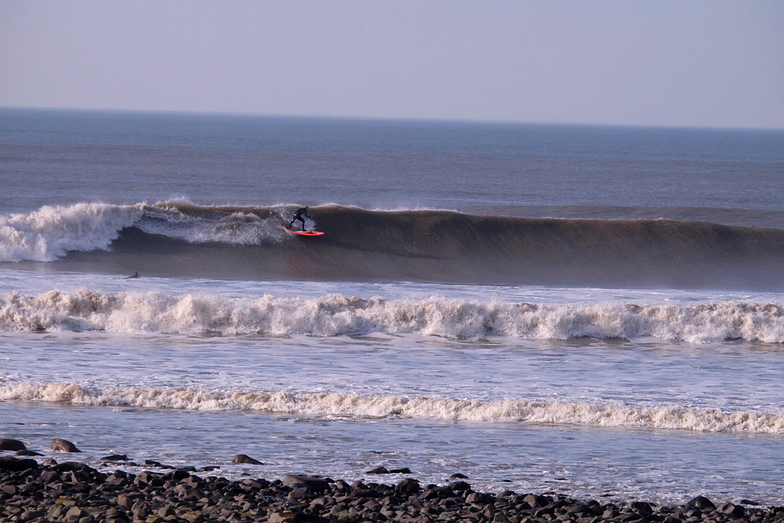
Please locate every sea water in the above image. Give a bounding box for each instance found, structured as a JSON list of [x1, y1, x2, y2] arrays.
[[1, 108, 784, 505]]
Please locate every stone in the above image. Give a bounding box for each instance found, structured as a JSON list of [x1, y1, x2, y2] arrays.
[[51, 438, 81, 452], [14, 449, 43, 456], [0, 438, 27, 451], [467, 491, 493, 504], [630, 501, 654, 517], [232, 454, 263, 465], [283, 474, 331, 493], [101, 454, 129, 461], [718, 502, 745, 517], [687, 495, 716, 511], [396, 478, 421, 495], [0, 456, 39, 471]]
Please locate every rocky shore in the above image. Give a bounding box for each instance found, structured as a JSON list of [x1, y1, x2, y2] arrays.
[[2, 453, 783, 523]]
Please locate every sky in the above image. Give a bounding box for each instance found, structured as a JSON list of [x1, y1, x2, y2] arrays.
[[1, 1, 783, 129]]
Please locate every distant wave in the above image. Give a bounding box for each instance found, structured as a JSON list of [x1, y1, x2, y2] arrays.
[[3, 381, 784, 434], [4, 202, 784, 289], [2, 289, 784, 343]]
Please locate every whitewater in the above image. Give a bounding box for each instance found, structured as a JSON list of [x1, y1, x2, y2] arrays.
[[2, 108, 784, 505]]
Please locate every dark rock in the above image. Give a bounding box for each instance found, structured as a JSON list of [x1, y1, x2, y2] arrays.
[[449, 480, 471, 491], [396, 478, 420, 495], [0, 439, 27, 451], [390, 467, 411, 474], [232, 453, 263, 465], [687, 495, 716, 511], [14, 449, 43, 456], [523, 493, 551, 508], [718, 502, 746, 516], [50, 437, 81, 452], [466, 491, 494, 504], [631, 501, 654, 517], [367, 466, 389, 474], [283, 474, 331, 494], [140, 459, 173, 468], [39, 469, 62, 483], [0, 456, 39, 471], [450, 472, 469, 479], [101, 454, 129, 461]]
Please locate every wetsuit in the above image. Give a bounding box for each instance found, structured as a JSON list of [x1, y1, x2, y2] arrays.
[[289, 207, 311, 231]]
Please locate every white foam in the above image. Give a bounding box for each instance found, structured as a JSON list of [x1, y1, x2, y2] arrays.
[[0, 203, 144, 262], [3, 381, 783, 434], [138, 207, 285, 244], [2, 290, 784, 343]]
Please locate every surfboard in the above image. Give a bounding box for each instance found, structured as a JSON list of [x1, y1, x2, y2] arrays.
[[284, 228, 325, 236]]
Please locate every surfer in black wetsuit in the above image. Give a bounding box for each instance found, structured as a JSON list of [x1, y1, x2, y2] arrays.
[[289, 206, 311, 231]]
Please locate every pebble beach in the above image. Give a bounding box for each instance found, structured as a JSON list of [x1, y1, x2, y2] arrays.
[[1, 438, 781, 523]]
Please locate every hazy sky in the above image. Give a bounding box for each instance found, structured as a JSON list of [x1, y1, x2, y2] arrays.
[[2, 1, 783, 129]]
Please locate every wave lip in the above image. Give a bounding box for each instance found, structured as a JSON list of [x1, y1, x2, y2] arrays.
[[0, 203, 144, 262], [3, 289, 784, 343], [3, 381, 783, 434]]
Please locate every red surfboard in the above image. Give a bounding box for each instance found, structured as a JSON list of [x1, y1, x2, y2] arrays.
[[280, 226, 325, 236]]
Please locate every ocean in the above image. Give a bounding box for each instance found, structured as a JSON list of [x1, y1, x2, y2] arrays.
[[2, 107, 784, 506]]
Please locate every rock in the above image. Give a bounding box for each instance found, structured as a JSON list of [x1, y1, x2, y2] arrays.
[[269, 510, 329, 522], [140, 459, 173, 468], [396, 477, 420, 495], [15, 449, 43, 456], [282, 474, 331, 494], [523, 493, 551, 508], [232, 454, 263, 465], [50, 438, 81, 452], [449, 480, 471, 491], [467, 491, 494, 504], [101, 454, 129, 461], [0, 438, 27, 451], [718, 502, 745, 516], [630, 501, 654, 517], [367, 466, 389, 474], [450, 472, 469, 479], [0, 456, 39, 471], [687, 495, 716, 510]]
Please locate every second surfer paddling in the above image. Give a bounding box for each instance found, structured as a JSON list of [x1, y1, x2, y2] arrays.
[[289, 206, 312, 231]]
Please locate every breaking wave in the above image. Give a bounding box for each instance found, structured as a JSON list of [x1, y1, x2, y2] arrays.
[[3, 381, 784, 434], [0, 203, 144, 262], [4, 201, 784, 289], [2, 289, 784, 343]]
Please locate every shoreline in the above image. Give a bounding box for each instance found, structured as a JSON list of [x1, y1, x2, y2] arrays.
[[1, 456, 780, 523]]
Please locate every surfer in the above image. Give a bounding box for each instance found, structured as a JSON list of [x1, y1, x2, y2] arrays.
[[289, 206, 311, 231]]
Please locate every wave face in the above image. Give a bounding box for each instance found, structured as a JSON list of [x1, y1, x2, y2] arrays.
[[2, 289, 784, 342], [3, 202, 784, 289], [3, 381, 783, 434]]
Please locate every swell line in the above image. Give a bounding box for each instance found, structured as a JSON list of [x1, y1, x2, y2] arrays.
[[2, 381, 782, 434]]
